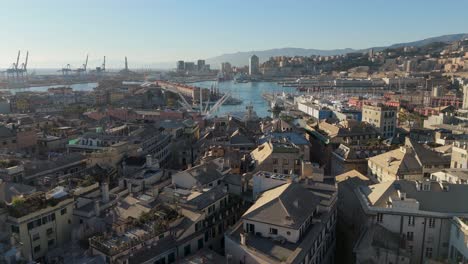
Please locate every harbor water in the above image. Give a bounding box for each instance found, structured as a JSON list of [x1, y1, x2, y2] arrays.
[[2, 80, 293, 117], [194, 81, 295, 117]]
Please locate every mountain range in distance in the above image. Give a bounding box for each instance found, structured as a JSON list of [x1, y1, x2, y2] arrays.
[[204, 33, 468, 68]]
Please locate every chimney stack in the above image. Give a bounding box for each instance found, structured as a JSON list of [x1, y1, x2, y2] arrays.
[[94, 200, 100, 216], [240, 233, 247, 245], [102, 182, 110, 203], [146, 155, 152, 167]]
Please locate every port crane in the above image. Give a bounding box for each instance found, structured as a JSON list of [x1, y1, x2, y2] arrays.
[[119, 56, 132, 75], [4, 51, 29, 82], [95, 56, 106, 73], [5, 51, 21, 80], [75, 54, 88, 75], [59, 64, 73, 76], [18, 51, 29, 79]]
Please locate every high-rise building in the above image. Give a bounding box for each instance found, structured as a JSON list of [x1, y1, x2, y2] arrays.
[[220, 62, 232, 74], [197, 60, 205, 72], [249, 54, 259, 75], [362, 104, 397, 139], [184, 62, 196, 72], [176, 60, 185, 72]]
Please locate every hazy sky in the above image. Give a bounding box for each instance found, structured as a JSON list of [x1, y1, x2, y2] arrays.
[[1, 0, 467, 68]]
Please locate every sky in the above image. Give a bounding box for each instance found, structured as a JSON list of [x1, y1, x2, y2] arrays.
[[0, 0, 467, 69]]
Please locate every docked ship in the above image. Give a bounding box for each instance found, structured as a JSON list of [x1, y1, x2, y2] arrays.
[[233, 73, 249, 83]]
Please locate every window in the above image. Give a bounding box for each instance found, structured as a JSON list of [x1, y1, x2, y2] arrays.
[[408, 216, 415, 226], [198, 238, 204, 250], [168, 253, 175, 264], [47, 228, 53, 235], [269, 228, 278, 235], [184, 244, 191, 257], [159, 233, 164, 239], [376, 213, 383, 223], [425, 247, 433, 258], [34, 245, 41, 253], [33, 233, 40, 241], [272, 159, 278, 165], [283, 159, 289, 165], [408, 245, 413, 254], [48, 239, 55, 247], [60, 208, 67, 215], [429, 218, 436, 228], [247, 223, 255, 233], [11, 225, 19, 233], [154, 258, 166, 264], [27, 222, 34, 230], [407, 232, 414, 241]]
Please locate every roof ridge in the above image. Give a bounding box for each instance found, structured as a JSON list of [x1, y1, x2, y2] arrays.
[[278, 196, 292, 221]]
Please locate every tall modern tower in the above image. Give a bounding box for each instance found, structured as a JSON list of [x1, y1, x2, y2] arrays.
[[249, 55, 259, 75]]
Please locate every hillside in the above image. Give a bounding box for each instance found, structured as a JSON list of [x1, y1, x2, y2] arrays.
[[205, 33, 468, 68]]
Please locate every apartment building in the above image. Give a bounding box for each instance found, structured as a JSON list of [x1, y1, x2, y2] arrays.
[[354, 179, 468, 263], [6, 189, 74, 262], [367, 138, 450, 183], [225, 181, 337, 264], [451, 141, 467, 169], [250, 140, 303, 175], [331, 143, 392, 176], [449, 217, 468, 263], [362, 104, 397, 138], [362, 105, 397, 138]]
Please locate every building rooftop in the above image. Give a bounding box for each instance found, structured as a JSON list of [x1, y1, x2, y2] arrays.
[[0, 181, 36, 204], [259, 132, 310, 146], [360, 180, 468, 214], [243, 183, 321, 229], [431, 169, 468, 182], [90, 204, 181, 256], [6, 190, 72, 218], [185, 184, 228, 210], [179, 161, 226, 186]]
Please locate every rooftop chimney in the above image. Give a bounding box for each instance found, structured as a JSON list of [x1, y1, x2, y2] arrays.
[[94, 200, 100, 216], [240, 233, 247, 245], [102, 182, 110, 203], [146, 155, 152, 167]]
